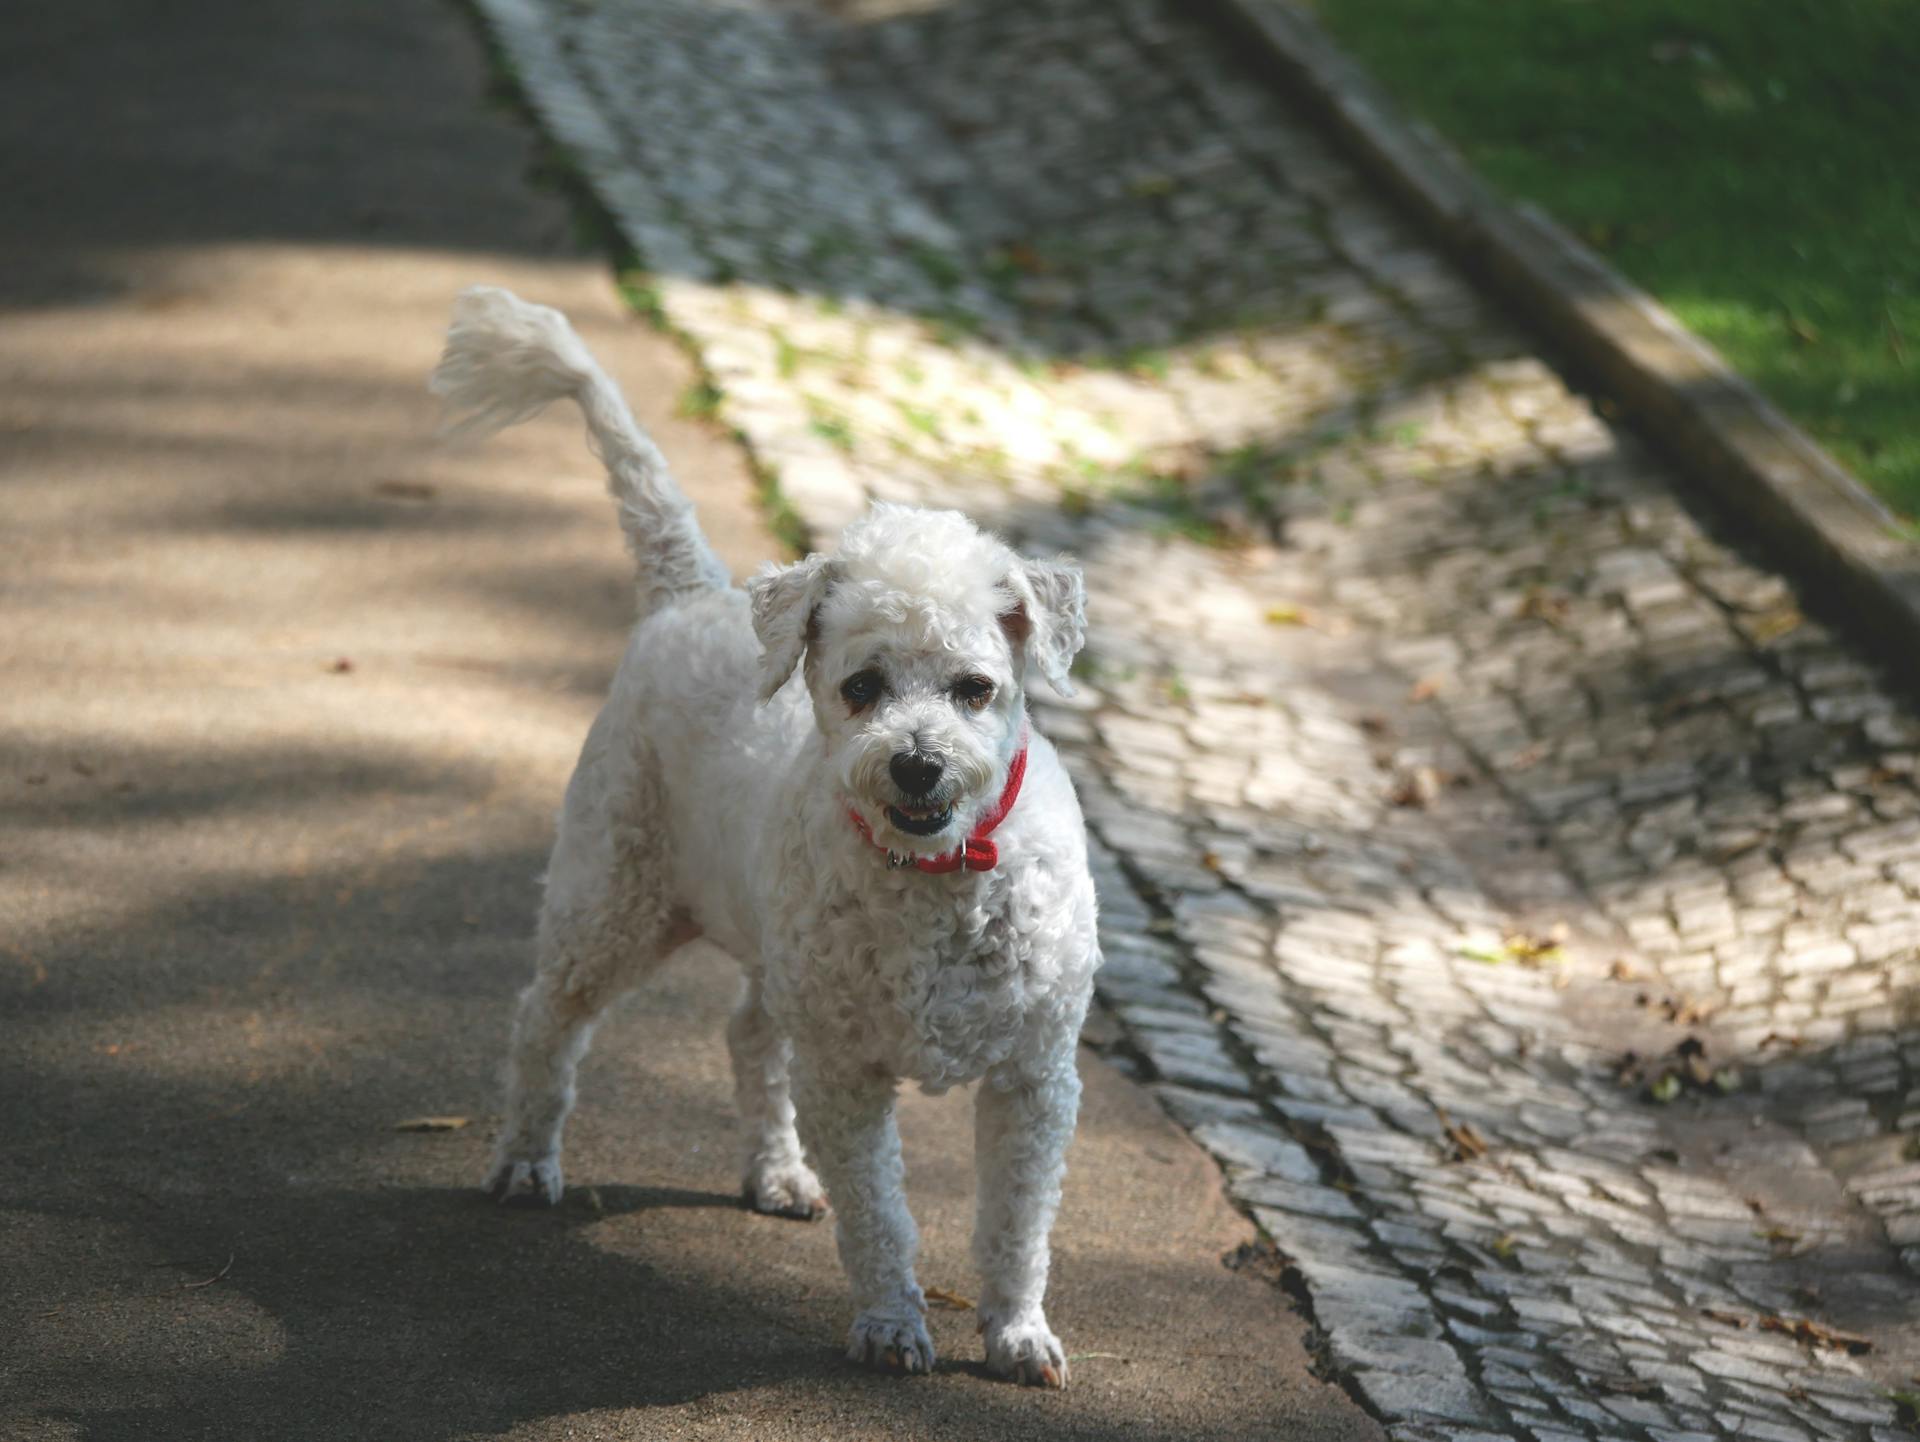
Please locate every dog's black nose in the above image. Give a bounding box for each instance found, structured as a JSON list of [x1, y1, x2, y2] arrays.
[[889, 751, 944, 796]]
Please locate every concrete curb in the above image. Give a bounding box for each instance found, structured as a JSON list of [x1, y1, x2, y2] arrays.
[[1201, 0, 1920, 669]]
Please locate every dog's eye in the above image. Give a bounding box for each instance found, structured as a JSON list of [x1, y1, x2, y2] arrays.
[[952, 675, 995, 710], [840, 670, 883, 709]]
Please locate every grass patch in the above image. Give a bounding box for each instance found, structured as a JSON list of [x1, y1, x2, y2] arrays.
[[806, 401, 856, 453], [676, 380, 724, 422], [1307, 0, 1920, 513], [894, 401, 944, 441]]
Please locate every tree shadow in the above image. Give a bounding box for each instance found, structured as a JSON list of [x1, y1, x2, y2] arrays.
[[3, 817, 1377, 1442]]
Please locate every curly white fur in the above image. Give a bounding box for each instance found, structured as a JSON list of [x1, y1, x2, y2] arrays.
[[436, 288, 1100, 1387]]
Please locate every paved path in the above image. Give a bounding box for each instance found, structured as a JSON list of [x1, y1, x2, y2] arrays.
[[0, 0, 1380, 1438], [478, 0, 1920, 1437]]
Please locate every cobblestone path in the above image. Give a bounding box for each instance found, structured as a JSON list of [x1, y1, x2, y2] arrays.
[[476, 0, 1920, 1434]]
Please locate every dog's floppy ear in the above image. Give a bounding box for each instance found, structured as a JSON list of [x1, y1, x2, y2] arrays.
[[1000, 555, 1087, 697], [748, 554, 833, 702]]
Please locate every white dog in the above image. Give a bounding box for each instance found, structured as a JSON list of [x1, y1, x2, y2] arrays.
[[430, 288, 1100, 1387]]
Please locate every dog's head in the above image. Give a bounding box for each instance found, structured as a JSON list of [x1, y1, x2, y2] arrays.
[[748, 503, 1085, 859]]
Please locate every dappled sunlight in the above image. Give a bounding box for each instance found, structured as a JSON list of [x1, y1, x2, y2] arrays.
[[9, 0, 1920, 1432]]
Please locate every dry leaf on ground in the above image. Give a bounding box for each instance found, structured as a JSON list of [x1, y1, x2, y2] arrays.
[[1436, 1106, 1490, 1163], [1756, 1315, 1873, 1355]]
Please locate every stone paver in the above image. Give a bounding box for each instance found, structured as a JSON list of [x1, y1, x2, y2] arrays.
[[477, 0, 1920, 1435]]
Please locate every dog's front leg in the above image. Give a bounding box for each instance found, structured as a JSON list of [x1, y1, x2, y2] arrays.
[[791, 1056, 933, 1375], [972, 1057, 1080, 1388]]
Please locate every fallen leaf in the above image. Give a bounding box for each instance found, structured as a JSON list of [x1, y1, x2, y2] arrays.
[[1389, 765, 1446, 809], [181, 1253, 235, 1290], [924, 1286, 976, 1310], [375, 479, 437, 501], [1748, 607, 1803, 644], [394, 1116, 469, 1132], [1435, 1105, 1490, 1163], [1517, 586, 1571, 625], [1661, 994, 1715, 1026], [1756, 1315, 1872, 1355], [1503, 930, 1566, 967]]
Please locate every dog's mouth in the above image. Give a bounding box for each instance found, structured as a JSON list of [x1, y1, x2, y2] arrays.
[[885, 802, 954, 837]]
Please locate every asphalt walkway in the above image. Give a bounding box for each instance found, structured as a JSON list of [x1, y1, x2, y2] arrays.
[[0, 2, 1377, 1438]]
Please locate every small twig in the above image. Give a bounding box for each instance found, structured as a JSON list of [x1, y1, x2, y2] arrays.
[[1067, 1352, 1127, 1362], [181, 1253, 235, 1290]]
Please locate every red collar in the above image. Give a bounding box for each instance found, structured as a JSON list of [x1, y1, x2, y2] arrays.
[[847, 729, 1029, 874]]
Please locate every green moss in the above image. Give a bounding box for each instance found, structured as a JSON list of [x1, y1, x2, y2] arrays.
[[675, 380, 724, 422]]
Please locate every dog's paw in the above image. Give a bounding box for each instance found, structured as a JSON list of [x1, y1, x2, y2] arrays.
[[485, 1153, 563, 1207], [847, 1302, 935, 1376], [745, 1159, 828, 1220], [982, 1312, 1067, 1388]]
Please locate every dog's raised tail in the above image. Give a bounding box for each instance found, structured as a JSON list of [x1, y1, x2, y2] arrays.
[[430, 285, 730, 613]]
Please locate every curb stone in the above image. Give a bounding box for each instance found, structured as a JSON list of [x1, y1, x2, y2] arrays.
[[1197, 0, 1920, 678]]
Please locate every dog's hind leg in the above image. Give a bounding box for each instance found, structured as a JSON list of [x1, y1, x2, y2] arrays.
[[485, 716, 685, 1206], [727, 974, 826, 1219]]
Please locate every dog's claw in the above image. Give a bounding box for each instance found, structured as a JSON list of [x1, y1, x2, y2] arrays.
[[982, 1313, 1067, 1388], [485, 1155, 564, 1207], [848, 1305, 935, 1377]]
